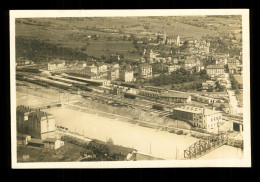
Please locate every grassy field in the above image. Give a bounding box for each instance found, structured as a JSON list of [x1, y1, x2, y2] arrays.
[[85, 40, 139, 59], [17, 141, 84, 162], [15, 16, 241, 60]]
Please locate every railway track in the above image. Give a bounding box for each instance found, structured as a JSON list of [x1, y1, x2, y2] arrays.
[[81, 91, 172, 117]]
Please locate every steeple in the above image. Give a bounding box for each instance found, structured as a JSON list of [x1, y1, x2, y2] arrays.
[[163, 28, 167, 44]]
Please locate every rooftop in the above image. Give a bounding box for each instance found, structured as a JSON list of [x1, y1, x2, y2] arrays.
[[174, 106, 221, 115], [160, 90, 190, 99], [206, 65, 225, 69], [17, 105, 31, 113], [107, 144, 135, 156], [28, 138, 44, 144], [28, 111, 53, 118], [44, 138, 58, 143]]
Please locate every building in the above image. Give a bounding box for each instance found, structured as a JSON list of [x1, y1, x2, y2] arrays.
[[191, 94, 217, 104], [47, 60, 66, 71], [108, 68, 119, 81], [110, 54, 120, 61], [96, 63, 108, 73], [228, 58, 240, 66], [43, 138, 64, 150], [28, 138, 45, 148], [228, 64, 238, 74], [160, 90, 191, 103], [173, 106, 222, 131], [17, 133, 31, 145], [164, 64, 181, 73], [119, 65, 134, 82], [138, 63, 152, 78], [107, 145, 137, 161], [16, 105, 32, 134], [144, 49, 156, 63], [201, 80, 216, 90], [166, 35, 180, 46], [77, 61, 87, 68], [184, 59, 197, 69], [139, 87, 191, 103], [206, 65, 225, 76], [85, 65, 98, 74], [27, 111, 56, 139]]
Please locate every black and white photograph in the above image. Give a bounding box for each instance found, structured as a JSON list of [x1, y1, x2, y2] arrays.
[[10, 10, 251, 168]]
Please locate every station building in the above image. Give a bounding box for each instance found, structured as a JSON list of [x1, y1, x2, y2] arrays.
[[173, 106, 222, 131]]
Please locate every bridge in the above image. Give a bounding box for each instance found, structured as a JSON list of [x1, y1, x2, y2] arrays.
[[180, 134, 243, 160]]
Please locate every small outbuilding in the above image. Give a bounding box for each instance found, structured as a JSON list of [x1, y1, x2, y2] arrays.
[[43, 138, 64, 150]]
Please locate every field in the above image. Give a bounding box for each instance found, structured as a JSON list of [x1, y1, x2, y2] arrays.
[[85, 40, 139, 59], [17, 142, 84, 162], [15, 15, 242, 61]]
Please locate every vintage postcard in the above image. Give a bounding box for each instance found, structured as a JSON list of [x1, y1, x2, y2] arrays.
[[10, 9, 250, 168]]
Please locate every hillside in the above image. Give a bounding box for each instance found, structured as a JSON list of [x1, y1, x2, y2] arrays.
[[15, 16, 242, 61]]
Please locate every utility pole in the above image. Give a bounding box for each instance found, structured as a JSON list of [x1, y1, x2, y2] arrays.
[[218, 119, 220, 135], [112, 94, 114, 116], [176, 146, 177, 159], [150, 141, 152, 154]]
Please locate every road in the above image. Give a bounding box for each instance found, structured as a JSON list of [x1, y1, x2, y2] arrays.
[[224, 73, 243, 115]]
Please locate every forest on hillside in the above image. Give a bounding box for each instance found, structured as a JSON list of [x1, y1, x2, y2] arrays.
[[16, 37, 90, 62]]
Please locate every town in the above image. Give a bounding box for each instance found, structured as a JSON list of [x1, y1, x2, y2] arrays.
[[15, 16, 244, 162]]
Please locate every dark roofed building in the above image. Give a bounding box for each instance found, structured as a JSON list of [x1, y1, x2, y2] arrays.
[[107, 145, 136, 161], [28, 138, 45, 147]]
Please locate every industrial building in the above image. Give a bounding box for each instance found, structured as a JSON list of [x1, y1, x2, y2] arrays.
[[16, 105, 32, 134], [173, 106, 222, 131], [27, 111, 56, 139]]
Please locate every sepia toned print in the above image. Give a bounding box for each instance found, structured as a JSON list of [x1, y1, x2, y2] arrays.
[[10, 10, 250, 168]]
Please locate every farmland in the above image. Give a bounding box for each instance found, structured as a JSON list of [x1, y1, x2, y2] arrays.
[[15, 15, 242, 61], [85, 40, 139, 59]]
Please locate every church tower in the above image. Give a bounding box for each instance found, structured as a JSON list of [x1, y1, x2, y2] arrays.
[[163, 28, 167, 44]]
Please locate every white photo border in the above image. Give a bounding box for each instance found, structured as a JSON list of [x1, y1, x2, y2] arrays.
[[10, 9, 251, 168]]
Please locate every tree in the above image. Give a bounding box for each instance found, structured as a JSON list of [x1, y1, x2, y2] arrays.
[[119, 54, 124, 60], [101, 55, 106, 60], [106, 138, 114, 145]]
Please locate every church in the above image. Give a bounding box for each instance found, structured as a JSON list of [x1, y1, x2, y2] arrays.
[[157, 28, 180, 46]]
